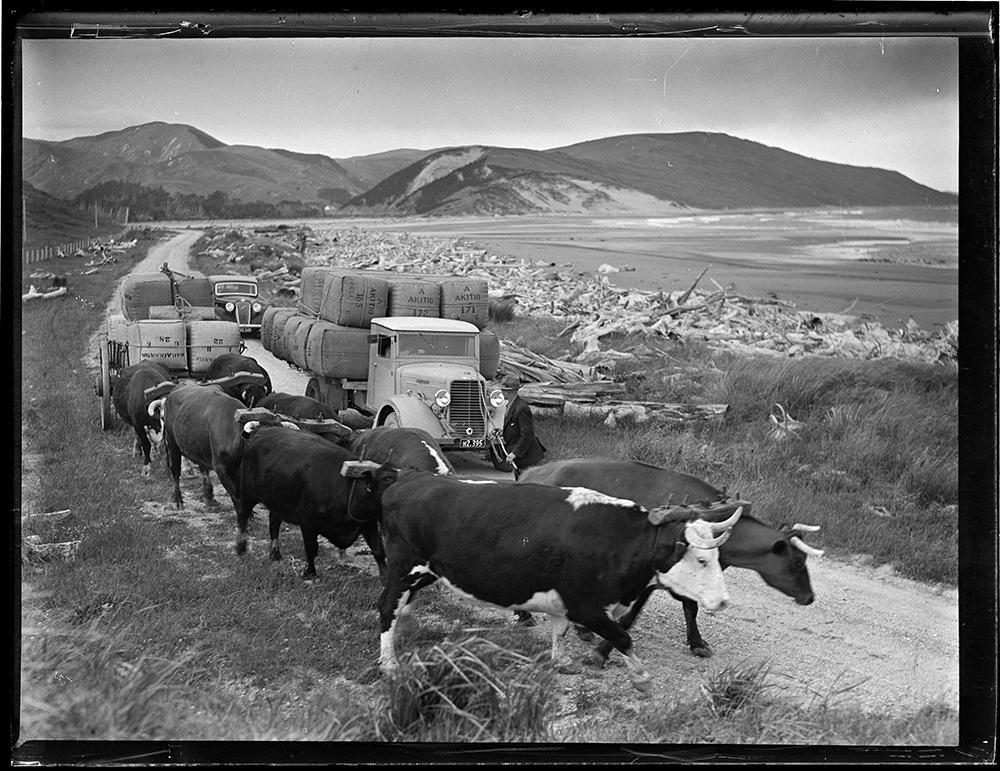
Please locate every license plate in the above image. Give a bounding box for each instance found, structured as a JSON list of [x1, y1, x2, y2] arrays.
[[459, 438, 485, 448]]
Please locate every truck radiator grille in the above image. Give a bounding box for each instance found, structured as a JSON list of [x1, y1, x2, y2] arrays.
[[448, 381, 486, 434]]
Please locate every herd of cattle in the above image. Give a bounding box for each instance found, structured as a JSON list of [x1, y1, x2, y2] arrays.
[[110, 353, 825, 693]]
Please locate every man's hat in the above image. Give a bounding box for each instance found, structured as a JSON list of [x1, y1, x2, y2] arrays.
[[500, 374, 521, 390]]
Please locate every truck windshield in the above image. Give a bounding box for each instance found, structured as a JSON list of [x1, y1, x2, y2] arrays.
[[397, 333, 474, 357]]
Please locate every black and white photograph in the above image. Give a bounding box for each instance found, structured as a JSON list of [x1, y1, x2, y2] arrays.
[[12, 9, 995, 765]]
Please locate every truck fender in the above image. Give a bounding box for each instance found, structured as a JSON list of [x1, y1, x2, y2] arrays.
[[375, 396, 447, 439]]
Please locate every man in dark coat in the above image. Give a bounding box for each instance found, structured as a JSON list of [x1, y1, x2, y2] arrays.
[[499, 373, 548, 628], [500, 374, 546, 481]]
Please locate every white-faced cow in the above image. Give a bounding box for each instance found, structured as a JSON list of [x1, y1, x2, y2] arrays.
[[519, 458, 823, 663], [111, 359, 173, 476], [203, 353, 273, 407], [152, 381, 282, 510], [349, 426, 455, 475], [235, 422, 390, 578], [366, 468, 741, 692]]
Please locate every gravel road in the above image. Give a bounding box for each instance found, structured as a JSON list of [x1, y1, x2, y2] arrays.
[[124, 230, 961, 721]]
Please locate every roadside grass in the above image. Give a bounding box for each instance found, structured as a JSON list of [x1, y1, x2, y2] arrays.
[[18, 246, 958, 747]]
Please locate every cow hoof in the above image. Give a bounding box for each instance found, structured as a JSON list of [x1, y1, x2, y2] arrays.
[[235, 540, 248, 556], [691, 646, 714, 659], [574, 626, 596, 643], [141, 466, 151, 478], [301, 570, 318, 581], [630, 676, 654, 694], [585, 650, 609, 669]]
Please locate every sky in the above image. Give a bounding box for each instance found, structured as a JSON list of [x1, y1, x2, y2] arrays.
[[19, 21, 960, 192]]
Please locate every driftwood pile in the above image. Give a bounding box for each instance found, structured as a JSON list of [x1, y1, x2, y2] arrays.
[[204, 225, 957, 422]]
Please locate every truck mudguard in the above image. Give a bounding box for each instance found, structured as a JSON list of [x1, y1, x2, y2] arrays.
[[375, 395, 448, 439]]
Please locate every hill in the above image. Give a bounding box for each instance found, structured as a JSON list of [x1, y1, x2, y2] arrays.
[[341, 133, 956, 215], [22, 122, 957, 218], [21, 122, 422, 208], [20, 181, 124, 249]]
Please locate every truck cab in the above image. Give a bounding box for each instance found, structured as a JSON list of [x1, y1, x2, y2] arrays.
[[363, 317, 506, 450]]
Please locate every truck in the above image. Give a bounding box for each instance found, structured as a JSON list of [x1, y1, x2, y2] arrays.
[[299, 315, 511, 469]]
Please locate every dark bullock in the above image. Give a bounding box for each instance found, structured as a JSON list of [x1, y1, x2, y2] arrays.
[[349, 426, 455, 475], [203, 353, 273, 407], [368, 469, 741, 692], [235, 422, 389, 578], [112, 359, 173, 476], [152, 383, 284, 510], [519, 458, 823, 662], [256, 392, 356, 446]]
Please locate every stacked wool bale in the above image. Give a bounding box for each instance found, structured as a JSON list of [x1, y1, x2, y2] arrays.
[[115, 272, 239, 373], [263, 265, 498, 380]]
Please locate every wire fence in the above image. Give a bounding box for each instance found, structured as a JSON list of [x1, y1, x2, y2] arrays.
[[22, 227, 146, 266]]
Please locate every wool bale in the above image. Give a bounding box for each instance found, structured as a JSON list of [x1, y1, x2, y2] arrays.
[[304, 320, 371, 380], [126, 319, 187, 371], [261, 307, 297, 353], [289, 315, 319, 369], [479, 328, 501, 380], [149, 305, 217, 321], [282, 315, 316, 368], [387, 278, 441, 318], [298, 266, 334, 316], [120, 273, 173, 321], [439, 277, 489, 329], [270, 311, 300, 362], [318, 270, 389, 328], [173, 274, 214, 308], [148, 305, 181, 320], [186, 320, 242, 374]]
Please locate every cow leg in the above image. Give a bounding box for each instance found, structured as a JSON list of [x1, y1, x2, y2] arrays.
[[547, 616, 580, 673], [165, 437, 184, 509], [266, 513, 282, 562], [574, 613, 652, 693], [300, 527, 321, 579], [233, 496, 257, 556], [589, 585, 656, 668], [136, 428, 153, 477], [198, 467, 217, 506], [360, 520, 386, 579], [679, 596, 712, 658], [377, 562, 436, 675]]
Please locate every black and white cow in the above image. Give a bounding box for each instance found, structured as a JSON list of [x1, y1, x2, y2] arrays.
[[235, 422, 390, 578], [349, 426, 455, 475], [519, 458, 823, 662], [112, 359, 173, 476], [367, 468, 741, 692]]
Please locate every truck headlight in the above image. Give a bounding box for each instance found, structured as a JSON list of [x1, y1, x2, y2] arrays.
[[434, 389, 451, 408], [489, 389, 505, 407], [252, 302, 262, 313], [225, 302, 235, 312]]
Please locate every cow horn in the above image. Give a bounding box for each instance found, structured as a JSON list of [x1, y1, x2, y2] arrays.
[[242, 421, 260, 434], [684, 520, 732, 549], [790, 535, 824, 557], [280, 421, 300, 430], [709, 505, 743, 534], [147, 398, 165, 419], [792, 523, 821, 533]]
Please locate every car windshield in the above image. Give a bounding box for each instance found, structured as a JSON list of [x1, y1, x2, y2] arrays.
[[396, 333, 475, 357], [215, 282, 258, 297]]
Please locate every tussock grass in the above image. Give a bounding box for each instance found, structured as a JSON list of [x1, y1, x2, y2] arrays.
[[378, 636, 556, 742]]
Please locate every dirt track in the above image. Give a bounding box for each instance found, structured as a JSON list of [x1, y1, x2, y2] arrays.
[[104, 230, 961, 731]]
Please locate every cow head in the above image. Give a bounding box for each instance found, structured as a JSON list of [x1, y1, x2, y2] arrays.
[[750, 522, 822, 605], [656, 507, 743, 613]]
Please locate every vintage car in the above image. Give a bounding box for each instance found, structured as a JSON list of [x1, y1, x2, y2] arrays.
[[209, 275, 268, 335]]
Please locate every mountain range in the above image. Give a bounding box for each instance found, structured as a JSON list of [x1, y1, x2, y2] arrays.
[[21, 121, 956, 218]]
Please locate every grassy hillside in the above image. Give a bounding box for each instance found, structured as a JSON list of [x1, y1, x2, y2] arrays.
[[20, 182, 125, 250]]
